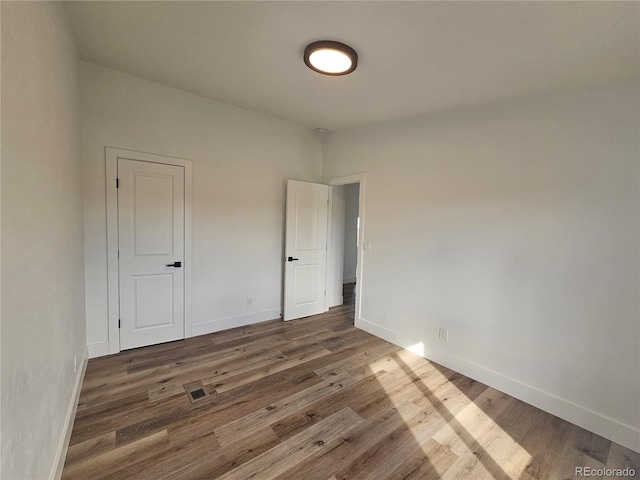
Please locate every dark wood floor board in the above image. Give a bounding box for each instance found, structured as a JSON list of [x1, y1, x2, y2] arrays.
[[144, 346, 287, 402], [62, 430, 171, 480], [79, 364, 172, 401], [203, 327, 293, 355], [220, 333, 385, 391], [63, 431, 116, 468], [316, 328, 376, 352], [209, 344, 332, 394], [280, 327, 338, 343], [80, 335, 291, 409], [335, 406, 449, 480], [517, 414, 572, 480], [216, 407, 364, 480], [93, 334, 215, 374], [125, 339, 240, 375], [109, 368, 280, 447], [270, 371, 401, 442], [69, 390, 187, 446], [542, 424, 610, 480], [114, 370, 325, 447], [207, 319, 290, 345], [69, 391, 161, 445], [218, 426, 280, 471], [63, 284, 639, 479], [272, 402, 424, 480], [314, 341, 402, 378], [607, 443, 640, 479], [74, 389, 151, 423], [576, 426, 612, 464], [214, 372, 358, 447], [197, 349, 290, 390], [99, 428, 225, 480], [153, 332, 290, 374]]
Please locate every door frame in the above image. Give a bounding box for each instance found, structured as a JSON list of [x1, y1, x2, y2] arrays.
[[105, 147, 193, 354], [326, 173, 366, 325]]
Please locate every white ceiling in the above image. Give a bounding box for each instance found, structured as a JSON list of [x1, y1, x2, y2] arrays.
[[64, 1, 639, 131]]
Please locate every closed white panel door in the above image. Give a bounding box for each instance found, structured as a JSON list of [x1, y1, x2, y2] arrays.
[[118, 159, 185, 350], [284, 180, 329, 321]]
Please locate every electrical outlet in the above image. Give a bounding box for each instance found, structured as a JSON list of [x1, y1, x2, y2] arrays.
[[246, 297, 253, 307], [74, 354, 78, 372], [438, 328, 449, 342]]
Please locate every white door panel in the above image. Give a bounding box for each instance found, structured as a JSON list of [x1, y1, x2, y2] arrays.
[[293, 264, 319, 305], [118, 159, 185, 350], [132, 274, 174, 329], [284, 180, 328, 321]]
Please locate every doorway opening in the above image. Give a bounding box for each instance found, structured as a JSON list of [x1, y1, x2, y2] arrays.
[[282, 173, 365, 325], [327, 175, 364, 326]]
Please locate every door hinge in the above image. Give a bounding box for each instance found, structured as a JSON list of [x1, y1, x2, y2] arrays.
[[118, 319, 121, 328], [116, 178, 119, 188]]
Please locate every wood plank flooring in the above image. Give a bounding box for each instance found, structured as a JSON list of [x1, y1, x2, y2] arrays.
[[64, 284, 639, 479]]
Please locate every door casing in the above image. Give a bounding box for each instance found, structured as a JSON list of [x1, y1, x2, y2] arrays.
[[106, 147, 192, 354], [327, 173, 366, 326], [283, 174, 367, 323]]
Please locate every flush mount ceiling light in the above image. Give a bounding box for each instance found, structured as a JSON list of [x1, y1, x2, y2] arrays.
[[304, 41, 358, 76]]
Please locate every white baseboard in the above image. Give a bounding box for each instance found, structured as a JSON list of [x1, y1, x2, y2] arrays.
[[51, 346, 88, 480], [356, 317, 640, 453], [343, 276, 356, 284], [190, 308, 281, 337], [328, 295, 343, 308], [88, 341, 109, 359]]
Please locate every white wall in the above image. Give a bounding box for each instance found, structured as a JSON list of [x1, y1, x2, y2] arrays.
[[81, 63, 323, 356], [1, 3, 87, 479], [343, 183, 359, 283], [322, 81, 640, 451]]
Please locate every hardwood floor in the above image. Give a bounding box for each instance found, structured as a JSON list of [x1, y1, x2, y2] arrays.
[[64, 283, 639, 479]]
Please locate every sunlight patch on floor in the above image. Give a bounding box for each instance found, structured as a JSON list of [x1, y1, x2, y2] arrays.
[[429, 388, 532, 479], [369, 347, 533, 480]]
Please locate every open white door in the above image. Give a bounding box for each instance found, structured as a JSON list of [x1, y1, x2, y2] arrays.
[[283, 180, 329, 321], [118, 158, 185, 350]]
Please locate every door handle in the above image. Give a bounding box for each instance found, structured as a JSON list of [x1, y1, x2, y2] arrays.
[[287, 257, 299, 262], [166, 261, 182, 268]]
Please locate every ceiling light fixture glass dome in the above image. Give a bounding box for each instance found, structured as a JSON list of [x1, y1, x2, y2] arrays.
[[304, 41, 358, 76]]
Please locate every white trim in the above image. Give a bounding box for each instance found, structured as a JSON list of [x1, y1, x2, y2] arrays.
[[327, 296, 344, 309], [324, 187, 334, 313], [190, 308, 281, 337], [50, 346, 88, 480], [105, 147, 192, 354], [357, 316, 640, 454], [87, 341, 109, 359], [327, 173, 366, 325]]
